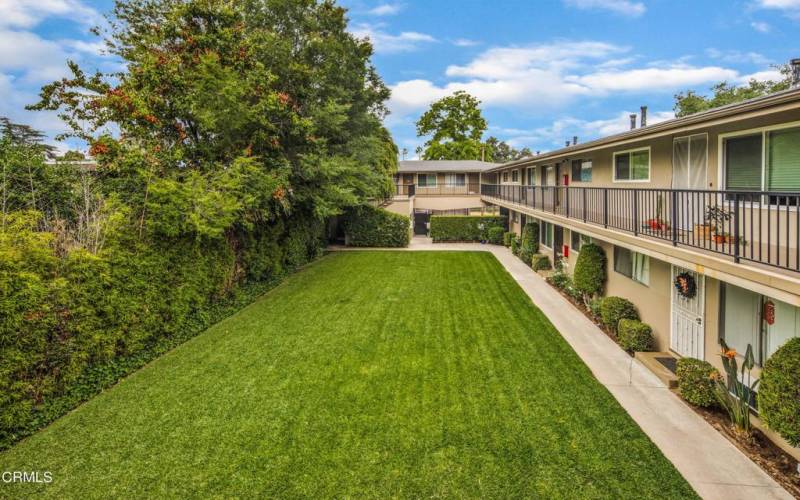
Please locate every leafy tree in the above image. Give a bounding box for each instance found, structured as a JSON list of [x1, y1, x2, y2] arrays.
[[0, 117, 57, 157], [29, 0, 397, 233], [415, 91, 488, 160], [674, 65, 792, 117], [485, 136, 532, 163]]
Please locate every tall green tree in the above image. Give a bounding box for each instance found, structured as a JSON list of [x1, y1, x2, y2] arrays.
[[674, 65, 792, 117], [415, 91, 488, 160], [485, 136, 531, 163], [29, 0, 396, 234]]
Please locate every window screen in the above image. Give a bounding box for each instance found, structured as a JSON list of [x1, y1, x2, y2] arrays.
[[767, 127, 800, 192], [725, 134, 762, 191]]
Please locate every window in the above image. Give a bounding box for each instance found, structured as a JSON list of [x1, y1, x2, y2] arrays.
[[502, 171, 509, 183], [418, 173, 437, 187], [511, 169, 519, 183], [613, 246, 649, 285], [512, 211, 519, 223], [527, 167, 536, 186], [724, 134, 762, 192], [723, 125, 800, 197], [444, 173, 465, 186], [540, 221, 554, 248], [613, 148, 650, 182], [570, 231, 591, 252], [571, 160, 592, 182]]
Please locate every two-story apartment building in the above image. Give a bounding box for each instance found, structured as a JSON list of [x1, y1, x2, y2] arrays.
[[481, 84, 800, 383], [385, 160, 499, 235]]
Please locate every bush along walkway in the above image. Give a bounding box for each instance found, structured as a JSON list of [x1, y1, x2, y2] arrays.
[[331, 240, 793, 500]]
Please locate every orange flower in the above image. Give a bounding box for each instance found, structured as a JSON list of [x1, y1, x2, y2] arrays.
[[723, 349, 737, 359], [272, 187, 285, 201], [708, 370, 722, 381]]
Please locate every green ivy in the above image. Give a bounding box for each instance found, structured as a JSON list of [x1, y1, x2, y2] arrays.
[[342, 205, 410, 248]]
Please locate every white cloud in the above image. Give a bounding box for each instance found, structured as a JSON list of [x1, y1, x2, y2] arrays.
[[750, 21, 772, 32], [0, 0, 100, 29], [0, 29, 71, 82], [756, 0, 800, 8], [452, 38, 480, 47], [563, 0, 646, 17], [388, 41, 745, 117], [367, 3, 403, 16], [351, 23, 436, 54], [705, 48, 771, 65]]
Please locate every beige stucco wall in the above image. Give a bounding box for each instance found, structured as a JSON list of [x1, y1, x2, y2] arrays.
[[384, 199, 412, 218], [415, 196, 484, 211]]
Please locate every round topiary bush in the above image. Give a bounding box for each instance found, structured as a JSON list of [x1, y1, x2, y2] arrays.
[[617, 319, 654, 352], [573, 243, 606, 298], [599, 296, 639, 333], [676, 358, 718, 408], [487, 226, 505, 245], [521, 223, 539, 255], [758, 337, 800, 446]]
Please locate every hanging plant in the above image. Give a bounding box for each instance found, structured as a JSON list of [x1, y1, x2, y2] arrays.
[[674, 272, 697, 299]]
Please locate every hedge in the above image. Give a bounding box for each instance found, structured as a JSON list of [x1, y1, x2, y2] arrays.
[[531, 254, 552, 271], [503, 231, 515, 247], [617, 319, 654, 352], [599, 296, 639, 333], [429, 216, 506, 242], [0, 211, 325, 450], [521, 223, 539, 255], [342, 205, 410, 247], [573, 243, 606, 298], [676, 358, 718, 408], [487, 226, 505, 245], [758, 337, 800, 446]]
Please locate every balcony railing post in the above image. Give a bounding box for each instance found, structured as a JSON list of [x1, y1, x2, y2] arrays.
[[565, 187, 570, 218], [733, 193, 740, 263], [582, 188, 587, 223], [603, 189, 608, 228], [633, 189, 639, 236], [670, 190, 678, 246]]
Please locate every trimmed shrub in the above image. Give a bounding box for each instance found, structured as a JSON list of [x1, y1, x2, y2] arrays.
[[510, 237, 520, 255], [599, 296, 639, 333], [617, 319, 654, 352], [676, 358, 718, 408], [487, 226, 505, 245], [573, 243, 606, 298], [758, 337, 800, 446], [588, 297, 603, 318], [503, 231, 515, 247], [520, 223, 539, 255], [531, 254, 552, 271], [343, 205, 410, 247], [429, 216, 506, 242]]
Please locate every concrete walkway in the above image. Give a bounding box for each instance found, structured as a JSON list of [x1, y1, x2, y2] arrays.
[[331, 237, 792, 500]]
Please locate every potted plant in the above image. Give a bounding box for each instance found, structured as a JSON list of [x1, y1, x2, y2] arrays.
[[705, 206, 732, 243], [643, 195, 669, 232]]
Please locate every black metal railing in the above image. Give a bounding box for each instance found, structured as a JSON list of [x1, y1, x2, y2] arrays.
[[481, 184, 800, 273], [394, 183, 415, 197], [395, 183, 481, 197]]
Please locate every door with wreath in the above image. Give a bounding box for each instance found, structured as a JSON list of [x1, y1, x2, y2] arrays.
[[670, 266, 705, 359]]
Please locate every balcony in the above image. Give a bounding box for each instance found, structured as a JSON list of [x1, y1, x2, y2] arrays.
[[481, 184, 800, 274], [394, 183, 482, 197]]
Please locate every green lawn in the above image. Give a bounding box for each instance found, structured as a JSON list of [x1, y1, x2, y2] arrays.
[[0, 251, 695, 498]]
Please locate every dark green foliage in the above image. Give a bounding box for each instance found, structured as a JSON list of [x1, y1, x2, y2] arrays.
[[416, 91, 488, 160], [342, 205, 410, 247], [518, 223, 538, 264], [503, 231, 515, 247], [676, 358, 718, 408], [531, 254, 552, 271], [617, 319, 654, 352], [428, 216, 505, 242], [487, 226, 504, 244], [573, 243, 606, 298], [510, 237, 520, 255], [758, 338, 800, 446], [588, 297, 603, 318], [599, 296, 639, 333]]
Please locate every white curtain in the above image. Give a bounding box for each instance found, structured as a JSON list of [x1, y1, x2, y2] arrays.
[[672, 137, 689, 189], [689, 135, 708, 189]]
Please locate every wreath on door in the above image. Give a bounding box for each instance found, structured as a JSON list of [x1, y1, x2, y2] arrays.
[[674, 272, 697, 299]]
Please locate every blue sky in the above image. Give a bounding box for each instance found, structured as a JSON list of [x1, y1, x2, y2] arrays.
[[1, 0, 799, 156]]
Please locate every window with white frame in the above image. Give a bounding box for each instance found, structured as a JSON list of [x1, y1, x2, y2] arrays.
[[527, 167, 536, 185], [613, 246, 649, 285], [570, 160, 592, 182], [444, 173, 466, 186], [502, 171, 509, 183], [540, 221, 554, 248], [723, 125, 800, 195], [570, 230, 591, 252], [613, 148, 650, 182], [511, 169, 519, 183], [418, 173, 437, 187]]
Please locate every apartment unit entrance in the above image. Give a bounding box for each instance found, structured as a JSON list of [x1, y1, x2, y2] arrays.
[[670, 266, 705, 359], [413, 210, 431, 236]]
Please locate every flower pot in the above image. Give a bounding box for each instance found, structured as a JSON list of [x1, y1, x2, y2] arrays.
[[695, 224, 713, 240]]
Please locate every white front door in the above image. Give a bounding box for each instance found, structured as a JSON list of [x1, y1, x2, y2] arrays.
[[671, 266, 705, 358]]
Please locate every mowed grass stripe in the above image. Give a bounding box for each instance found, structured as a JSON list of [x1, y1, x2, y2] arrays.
[[0, 251, 696, 499]]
